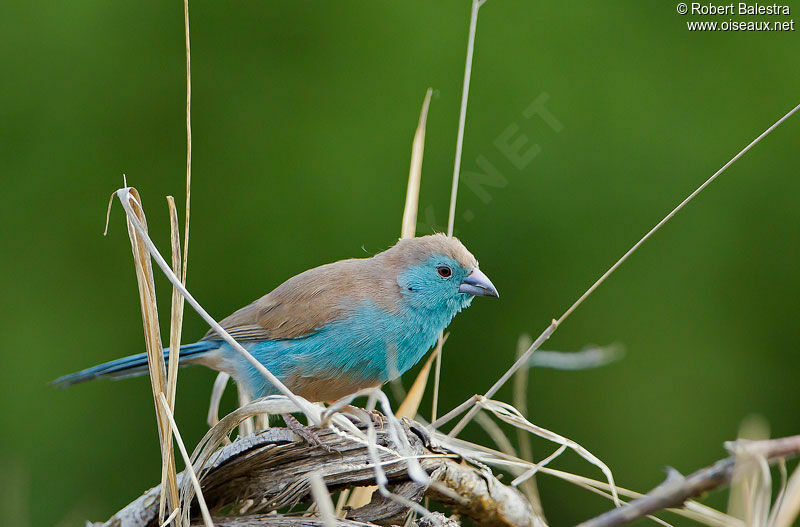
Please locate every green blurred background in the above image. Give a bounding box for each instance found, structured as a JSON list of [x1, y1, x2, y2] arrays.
[[2, 1, 799, 525]]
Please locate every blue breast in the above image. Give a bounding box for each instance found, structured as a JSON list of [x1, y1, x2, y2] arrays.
[[222, 297, 472, 398]]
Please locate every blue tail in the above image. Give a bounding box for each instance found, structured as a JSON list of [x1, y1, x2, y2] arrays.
[[50, 341, 220, 388]]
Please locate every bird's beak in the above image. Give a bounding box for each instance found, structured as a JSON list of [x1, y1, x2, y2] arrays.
[[459, 268, 499, 298]]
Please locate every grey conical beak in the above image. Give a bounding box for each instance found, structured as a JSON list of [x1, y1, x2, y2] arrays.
[[459, 268, 499, 298]]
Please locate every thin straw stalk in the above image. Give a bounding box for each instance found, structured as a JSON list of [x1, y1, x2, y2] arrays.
[[309, 472, 337, 527], [436, 0, 489, 431], [158, 394, 213, 527], [181, 0, 192, 285], [123, 188, 180, 521], [446, 0, 484, 237], [512, 334, 545, 517], [401, 88, 433, 239], [445, 102, 800, 437]]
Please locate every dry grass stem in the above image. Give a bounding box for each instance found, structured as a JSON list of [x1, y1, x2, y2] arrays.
[[182, 0, 192, 285], [445, 322, 557, 436], [447, 0, 485, 237], [166, 197, 184, 407], [158, 393, 213, 527], [429, 395, 480, 430], [207, 372, 231, 428], [529, 344, 624, 370], [334, 489, 351, 518], [510, 445, 567, 487], [473, 410, 517, 457], [435, 0, 489, 428], [309, 472, 337, 527], [157, 196, 185, 525], [445, 102, 800, 438], [770, 462, 800, 527], [481, 398, 620, 505], [396, 350, 436, 419], [727, 415, 770, 523], [511, 333, 545, 516], [236, 384, 255, 437], [374, 392, 429, 486], [429, 334, 444, 424], [160, 508, 181, 527], [401, 88, 433, 240], [123, 189, 180, 521], [768, 459, 790, 526]]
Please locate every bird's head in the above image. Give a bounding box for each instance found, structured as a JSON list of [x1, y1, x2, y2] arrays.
[[381, 234, 498, 313]]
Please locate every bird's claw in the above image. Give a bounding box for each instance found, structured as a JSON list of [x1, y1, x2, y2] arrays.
[[329, 404, 384, 429], [281, 413, 337, 454]]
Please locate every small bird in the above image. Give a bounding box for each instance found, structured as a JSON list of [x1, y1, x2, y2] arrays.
[[52, 234, 498, 401]]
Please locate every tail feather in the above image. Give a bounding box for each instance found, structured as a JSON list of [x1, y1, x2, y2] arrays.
[[50, 341, 220, 388]]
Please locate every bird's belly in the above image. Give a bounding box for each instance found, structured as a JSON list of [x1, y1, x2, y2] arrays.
[[284, 373, 381, 402], [224, 302, 445, 400]]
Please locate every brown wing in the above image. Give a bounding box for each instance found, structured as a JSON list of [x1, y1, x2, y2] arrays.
[[202, 258, 402, 342]]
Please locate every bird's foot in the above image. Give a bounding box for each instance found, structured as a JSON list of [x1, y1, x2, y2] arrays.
[[281, 413, 336, 453], [333, 405, 384, 429]]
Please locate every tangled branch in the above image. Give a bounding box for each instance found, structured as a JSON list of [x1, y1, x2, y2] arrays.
[[95, 418, 534, 527]]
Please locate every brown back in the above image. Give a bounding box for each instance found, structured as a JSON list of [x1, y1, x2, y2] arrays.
[[203, 234, 477, 341]]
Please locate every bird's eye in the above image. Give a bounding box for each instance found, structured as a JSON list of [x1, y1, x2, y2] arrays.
[[436, 265, 452, 278]]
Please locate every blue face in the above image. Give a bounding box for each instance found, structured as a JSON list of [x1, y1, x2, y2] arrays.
[[397, 254, 474, 312]]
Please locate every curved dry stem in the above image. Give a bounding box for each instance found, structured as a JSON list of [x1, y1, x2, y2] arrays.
[[446, 102, 800, 438]]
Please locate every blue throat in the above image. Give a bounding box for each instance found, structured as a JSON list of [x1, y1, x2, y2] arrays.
[[393, 293, 473, 376]]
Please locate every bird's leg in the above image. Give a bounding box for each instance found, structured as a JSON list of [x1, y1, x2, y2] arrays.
[[281, 413, 335, 453]]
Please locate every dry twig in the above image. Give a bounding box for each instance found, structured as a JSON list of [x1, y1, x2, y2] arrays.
[[578, 435, 800, 527]]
